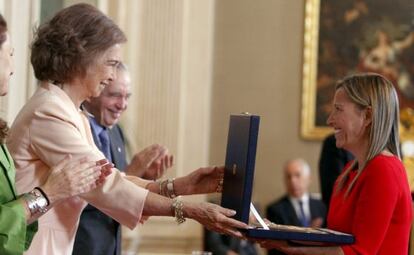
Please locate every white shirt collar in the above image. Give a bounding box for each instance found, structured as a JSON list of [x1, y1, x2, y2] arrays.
[[288, 193, 311, 223], [289, 193, 310, 204]]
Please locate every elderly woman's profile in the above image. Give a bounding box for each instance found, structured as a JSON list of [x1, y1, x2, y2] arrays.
[[7, 3, 246, 255], [0, 12, 113, 255]]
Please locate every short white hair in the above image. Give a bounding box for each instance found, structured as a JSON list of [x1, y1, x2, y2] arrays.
[[284, 158, 311, 176]]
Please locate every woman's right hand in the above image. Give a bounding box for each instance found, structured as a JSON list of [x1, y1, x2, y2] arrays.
[[39, 155, 113, 205], [184, 201, 248, 238]]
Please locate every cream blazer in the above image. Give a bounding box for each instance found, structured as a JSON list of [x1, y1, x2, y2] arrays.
[[7, 83, 150, 255]]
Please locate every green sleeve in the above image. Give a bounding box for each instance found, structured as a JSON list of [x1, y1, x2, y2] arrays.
[[0, 199, 38, 255]]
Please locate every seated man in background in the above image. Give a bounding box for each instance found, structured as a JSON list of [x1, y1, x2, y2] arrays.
[[266, 158, 326, 255], [73, 63, 173, 255]]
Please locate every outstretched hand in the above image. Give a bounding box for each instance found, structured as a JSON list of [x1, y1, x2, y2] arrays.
[[179, 166, 224, 195], [185, 201, 247, 238]]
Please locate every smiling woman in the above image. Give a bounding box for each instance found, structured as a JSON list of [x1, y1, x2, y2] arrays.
[[30, 3, 125, 105], [0, 12, 114, 255], [83, 62, 131, 128], [6, 3, 247, 255], [259, 73, 412, 255]]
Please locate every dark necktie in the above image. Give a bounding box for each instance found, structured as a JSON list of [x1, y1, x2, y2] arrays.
[[98, 128, 112, 162], [298, 200, 309, 227]]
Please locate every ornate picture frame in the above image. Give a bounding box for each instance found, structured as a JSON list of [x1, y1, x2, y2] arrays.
[[301, 0, 414, 141]]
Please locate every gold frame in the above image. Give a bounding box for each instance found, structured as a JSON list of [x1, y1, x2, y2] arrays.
[[300, 0, 414, 141], [301, 0, 414, 188], [301, 0, 328, 140]]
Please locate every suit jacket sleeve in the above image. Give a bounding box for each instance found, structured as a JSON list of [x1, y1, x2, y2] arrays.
[[28, 99, 148, 229], [0, 147, 38, 255]]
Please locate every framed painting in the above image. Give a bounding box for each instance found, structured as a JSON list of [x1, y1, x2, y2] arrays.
[[301, 0, 414, 141]]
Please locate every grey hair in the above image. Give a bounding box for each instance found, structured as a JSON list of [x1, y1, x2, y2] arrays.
[[335, 73, 400, 196], [284, 158, 311, 176], [114, 62, 129, 79]]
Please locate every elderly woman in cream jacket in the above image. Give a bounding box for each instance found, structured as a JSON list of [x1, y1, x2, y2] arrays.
[[0, 12, 113, 255], [7, 3, 246, 255]]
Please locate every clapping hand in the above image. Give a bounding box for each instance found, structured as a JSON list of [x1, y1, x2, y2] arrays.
[[40, 155, 113, 205], [126, 144, 173, 180]]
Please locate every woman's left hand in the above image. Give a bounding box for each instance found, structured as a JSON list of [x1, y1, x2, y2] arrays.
[[184, 201, 247, 238], [175, 166, 224, 195], [40, 155, 112, 205]]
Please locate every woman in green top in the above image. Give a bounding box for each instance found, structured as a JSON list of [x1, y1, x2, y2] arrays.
[[0, 14, 112, 255]]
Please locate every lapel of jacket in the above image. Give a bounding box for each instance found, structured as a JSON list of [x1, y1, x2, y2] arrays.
[[48, 83, 97, 148], [286, 198, 301, 225], [108, 128, 119, 162], [108, 126, 127, 171], [0, 144, 11, 168], [80, 111, 100, 148]]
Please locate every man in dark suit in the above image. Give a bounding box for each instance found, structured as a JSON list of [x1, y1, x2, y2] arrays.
[[319, 134, 353, 211], [73, 63, 173, 255], [266, 158, 326, 255]]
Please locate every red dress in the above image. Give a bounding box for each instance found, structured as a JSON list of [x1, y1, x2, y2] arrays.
[[328, 154, 412, 255]]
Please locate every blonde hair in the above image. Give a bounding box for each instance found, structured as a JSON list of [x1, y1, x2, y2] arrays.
[[335, 73, 400, 196]]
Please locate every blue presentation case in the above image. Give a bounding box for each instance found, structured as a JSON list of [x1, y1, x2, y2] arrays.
[[221, 113, 354, 245]]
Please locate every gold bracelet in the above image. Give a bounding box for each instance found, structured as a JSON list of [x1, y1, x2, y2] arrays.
[[159, 179, 168, 196], [159, 180, 163, 195], [171, 197, 185, 224]]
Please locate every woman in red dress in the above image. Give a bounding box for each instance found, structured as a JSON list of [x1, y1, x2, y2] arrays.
[[260, 73, 412, 255]]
